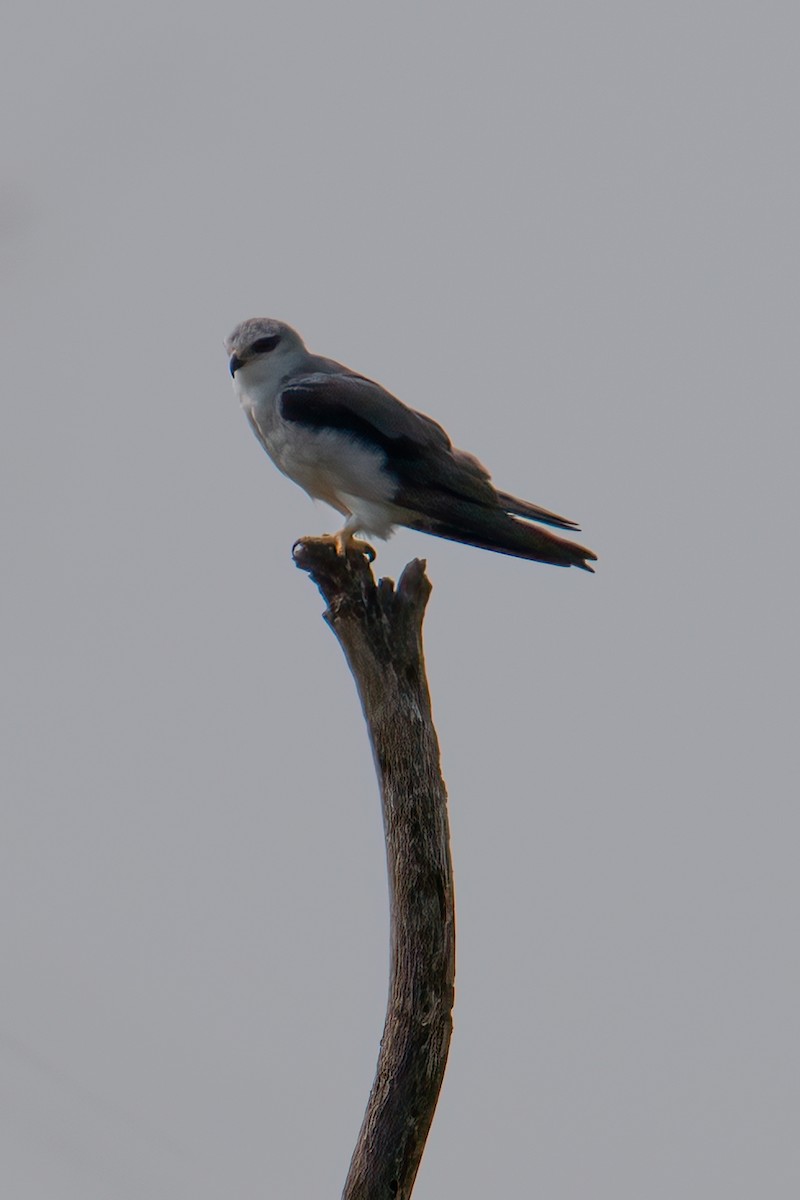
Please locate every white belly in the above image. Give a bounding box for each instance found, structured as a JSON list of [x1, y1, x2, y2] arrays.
[[248, 406, 401, 537]]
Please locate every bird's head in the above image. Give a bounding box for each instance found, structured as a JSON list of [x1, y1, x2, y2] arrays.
[[225, 318, 307, 382]]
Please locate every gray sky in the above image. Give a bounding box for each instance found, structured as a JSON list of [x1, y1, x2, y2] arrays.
[[2, 2, 798, 1196]]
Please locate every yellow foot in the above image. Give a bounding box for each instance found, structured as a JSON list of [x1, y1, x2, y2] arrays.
[[333, 531, 376, 562], [300, 532, 376, 562]]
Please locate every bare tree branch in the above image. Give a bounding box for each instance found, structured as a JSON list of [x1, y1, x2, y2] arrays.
[[293, 538, 456, 1200]]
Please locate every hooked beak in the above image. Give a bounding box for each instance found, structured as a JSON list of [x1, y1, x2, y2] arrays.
[[229, 353, 244, 376]]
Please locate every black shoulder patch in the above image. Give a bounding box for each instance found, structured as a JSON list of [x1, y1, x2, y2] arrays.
[[279, 380, 414, 457]]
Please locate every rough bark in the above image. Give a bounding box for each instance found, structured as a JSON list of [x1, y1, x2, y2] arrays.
[[293, 539, 456, 1200]]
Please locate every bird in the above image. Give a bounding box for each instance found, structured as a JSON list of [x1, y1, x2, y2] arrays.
[[226, 318, 596, 571]]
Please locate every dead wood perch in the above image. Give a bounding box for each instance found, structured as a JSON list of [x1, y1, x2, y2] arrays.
[[293, 538, 456, 1200]]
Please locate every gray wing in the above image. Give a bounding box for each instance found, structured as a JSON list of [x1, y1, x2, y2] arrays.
[[278, 372, 582, 532], [278, 371, 498, 504]]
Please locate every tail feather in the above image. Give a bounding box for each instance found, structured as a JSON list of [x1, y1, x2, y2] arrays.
[[495, 490, 581, 531], [408, 509, 597, 571]]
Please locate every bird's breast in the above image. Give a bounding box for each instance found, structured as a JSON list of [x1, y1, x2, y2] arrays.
[[246, 399, 398, 531]]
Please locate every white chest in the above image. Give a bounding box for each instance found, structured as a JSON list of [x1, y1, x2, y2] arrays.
[[243, 392, 398, 534]]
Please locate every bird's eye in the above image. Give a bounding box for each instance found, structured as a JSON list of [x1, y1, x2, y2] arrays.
[[250, 335, 281, 355]]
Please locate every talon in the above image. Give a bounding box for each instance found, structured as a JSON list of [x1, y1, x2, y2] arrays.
[[332, 530, 376, 561], [345, 536, 376, 561]]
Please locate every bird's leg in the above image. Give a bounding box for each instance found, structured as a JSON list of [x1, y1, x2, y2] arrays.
[[329, 515, 377, 561], [333, 527, 376, 561]]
